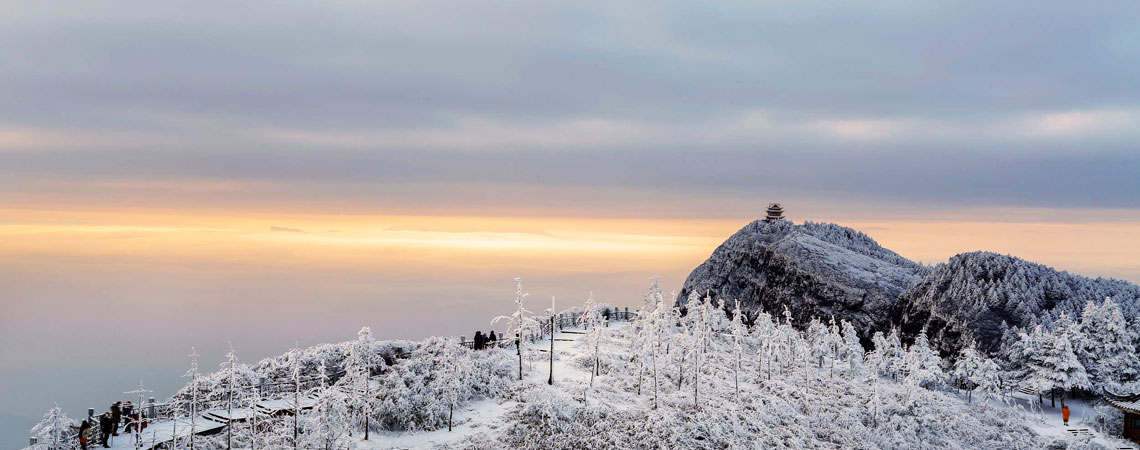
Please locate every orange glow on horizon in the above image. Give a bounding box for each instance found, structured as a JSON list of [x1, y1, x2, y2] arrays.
[[1, 208, 1137, 284]]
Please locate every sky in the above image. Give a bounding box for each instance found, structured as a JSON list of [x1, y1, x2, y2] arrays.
[[1, 0, 1139, 446]]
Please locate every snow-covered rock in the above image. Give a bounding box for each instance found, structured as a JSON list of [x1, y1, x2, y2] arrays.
[[677, 220, 927, 340]]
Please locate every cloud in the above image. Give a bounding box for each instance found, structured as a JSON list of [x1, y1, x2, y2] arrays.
[[1014, 109, 1140, 138], [270, 226, 307, 233], [0, 0, 1138, 213], [810, 119, 910, 140], [0, 127, 172, 152]]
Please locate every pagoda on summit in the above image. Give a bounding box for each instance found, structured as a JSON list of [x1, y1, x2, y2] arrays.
[[764, 203, 785, 223]]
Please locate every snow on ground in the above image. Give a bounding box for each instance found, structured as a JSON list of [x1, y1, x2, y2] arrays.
[[101, 417, 224, 450], [358, 399, 514, 449], [49, 314, 1139, 449], [998, 390, 1138, 449]]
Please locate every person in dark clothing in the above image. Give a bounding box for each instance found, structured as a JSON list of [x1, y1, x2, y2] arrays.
[[121, 401, 133, 432], [488, 330, 497, 346], [70, 419, 92, 450], [110, 402, 121, 436], [474, 331, 485, 350], [98, 413, 113, 448]]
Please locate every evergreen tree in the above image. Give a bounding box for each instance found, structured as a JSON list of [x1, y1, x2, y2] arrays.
[[753, 309, 778, 382], [952, 344, 983, 402], [729, 299, 747, 399], [30, 403, 75, 450], [633, 280, 664, 407], [1079, 298, 1139, 387], [870, 329, 904, 380], [972, 355, 1003, 405], [840, 320, 864, 377], [824, 317, 844, 378], [1025, 326, 1089, 407], [806, 318, 829, 369], [903, 330, 944, 395]]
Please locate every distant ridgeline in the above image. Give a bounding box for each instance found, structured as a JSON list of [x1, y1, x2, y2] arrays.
[[678, 215, 1140, 385]]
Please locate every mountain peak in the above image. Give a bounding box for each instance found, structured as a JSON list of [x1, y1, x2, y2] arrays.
[[677, 220, 925, 337], [679, 220, 1140, 354]]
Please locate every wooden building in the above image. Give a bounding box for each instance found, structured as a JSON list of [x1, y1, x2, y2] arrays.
[[764, 203, 785, 223], [1105, 390, 1140, 445]]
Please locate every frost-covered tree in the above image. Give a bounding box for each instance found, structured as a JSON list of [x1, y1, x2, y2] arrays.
[[752, 309, 777, 382], [774, 307, 799, 376], [754, 310, 782, 382], [823, 317, 844, 378], [840, 320, 863, 377], [972, 355, 1003, 405], [666, 296, 691, 390], [679, 292, 707, 406], [642, 292, 666, 409], [903, 330, 944, 395], [1079, 298, 1140, 387], [644, 274, 663, 310], [1001, 325, 1042, 396], [806, 318, 829, 369], [493, 277, 542, 381], [729, 299, 747, 399], [952, 344, 983, 402], [1024, 325, 1089, 407], [30, 403, 75, 450], [579, 292, 605, 386], [344, 326, 376, 440], [183, 347, 200, 450], [290, 349, 303, 448], [306, 359, 349, 450], [220, 343, 240, 449], [632, 278, 665, 402], [870, 329, 904, 380]]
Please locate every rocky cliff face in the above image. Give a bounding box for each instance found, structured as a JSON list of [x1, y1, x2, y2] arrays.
[[677, 220, 927, 340]]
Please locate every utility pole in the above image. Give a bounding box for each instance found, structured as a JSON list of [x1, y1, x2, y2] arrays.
[[548, 296, 556, 385], [227, 359, 234, 449]]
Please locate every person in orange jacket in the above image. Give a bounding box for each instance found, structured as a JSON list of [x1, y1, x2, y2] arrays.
[[1062, 404, 1071, 426]]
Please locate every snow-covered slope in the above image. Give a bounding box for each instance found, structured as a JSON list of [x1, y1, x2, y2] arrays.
[[896, 251, 1140, 355], [678, 220, 927, 339], [28, 296, 1138, 449]]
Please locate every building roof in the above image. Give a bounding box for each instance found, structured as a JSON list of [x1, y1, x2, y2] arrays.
[[1104, 389, 1140, 414]]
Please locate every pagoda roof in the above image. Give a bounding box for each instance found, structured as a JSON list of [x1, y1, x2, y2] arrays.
[[1104, 389, 1140, 414]]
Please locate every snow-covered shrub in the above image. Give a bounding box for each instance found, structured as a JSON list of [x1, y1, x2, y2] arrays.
[[374, 336, 513, 432]]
